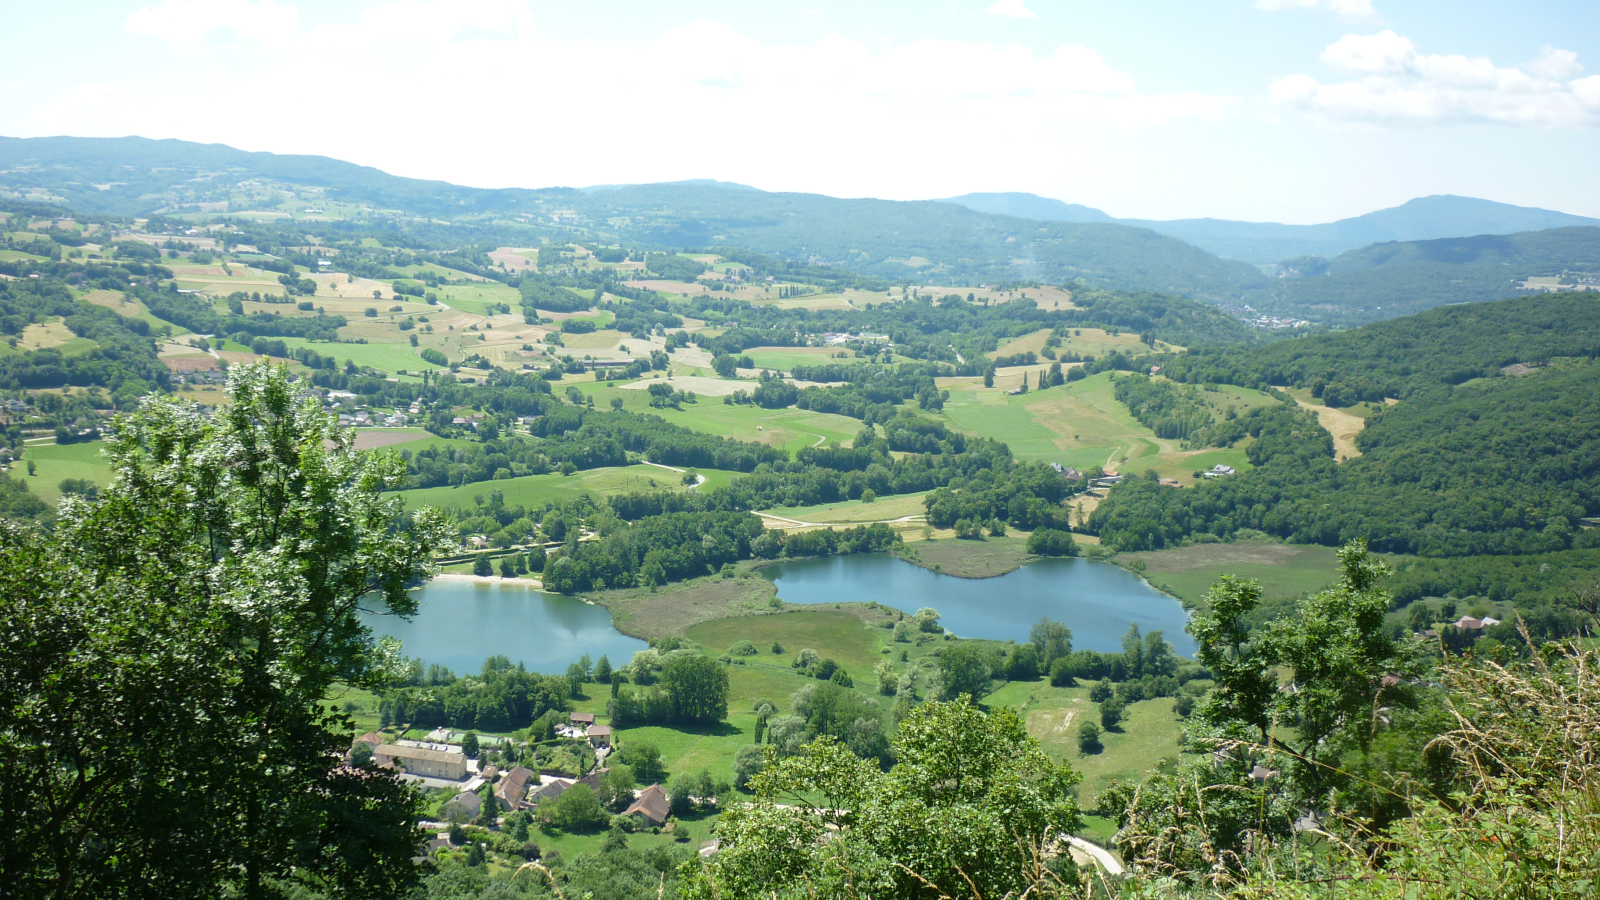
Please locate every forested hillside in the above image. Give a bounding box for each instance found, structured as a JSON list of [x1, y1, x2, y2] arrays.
[[1246, 227, 1600, 324], [0, 137, 1269, 301], [1092, 362, 1600, 558], [948, 192, 1600, 263], [1161, 291, 1600, 401]]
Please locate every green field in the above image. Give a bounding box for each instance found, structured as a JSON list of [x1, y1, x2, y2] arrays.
[[742, 346, 858, 372], [559, 329, 627, 351], [563, 310, 615, 329], [689, 609, 890, 674], [436, 281, 524, 316], [277, 337, 447, 375], [573, 381, 863, 455], [936, 372, 1273, 483], [985, 677, 1186, 802], [1120, 539, 1346, 608], [16, 440, 114, 504], [396, 464, 737, 512], [776, 491, 929, 524], [583, 602, 1181, 814]]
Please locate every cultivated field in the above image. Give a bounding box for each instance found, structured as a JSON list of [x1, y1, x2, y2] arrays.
[[742, 346, 859, 372], [575, 380, 864, 454], [934, 372, 1276, 483]]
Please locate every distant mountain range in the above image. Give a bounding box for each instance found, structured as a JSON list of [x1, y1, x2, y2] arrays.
[[0, 135, 1268, 302], [1249, 226, 1600, 326], [943, 192, 1600, 264], [3, 135, 1597, 328]]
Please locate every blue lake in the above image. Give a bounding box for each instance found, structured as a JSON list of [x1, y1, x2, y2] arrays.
[[359, 578, 647, 676], [363, 554, 1193, 674], [764, 554, 1194, 655]]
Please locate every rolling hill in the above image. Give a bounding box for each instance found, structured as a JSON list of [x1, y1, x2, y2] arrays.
[[0, 136, 1266, 302], [944, 192, 1600, 264], [1250, 227, 1600, 325], [10, 136, 1594, 327]]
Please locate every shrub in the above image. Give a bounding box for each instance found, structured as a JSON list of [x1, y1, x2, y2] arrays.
[[1088, 678, 1114, 703], [1100, 696, 1125, 730], [1027, 528, 1079, 557], [1173, 693, 1195, 718], [728, 640, 759, 657], [1077, 721, 1103, 753]]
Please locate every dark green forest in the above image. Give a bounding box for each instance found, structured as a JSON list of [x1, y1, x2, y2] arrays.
[[1247, 227, 1600, 324], [1160, 292, 1600, 401], [1092, 362, 1600, 559]]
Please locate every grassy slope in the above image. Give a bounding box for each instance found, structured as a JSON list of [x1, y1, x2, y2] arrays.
[[17, 440, 114, 504], [986, 678, 1185, 803], [1120, 539, 1346, 609], [572, 380, 863, 455], [278, 336, 447, 374], [743, 346, 859, 372], [936, 372, 1272, 484], [775, 491, 929, 523], [397, 464, 719, 512]]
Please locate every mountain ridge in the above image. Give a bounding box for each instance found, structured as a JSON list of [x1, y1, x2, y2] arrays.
[[942, 192, 1600, 263]]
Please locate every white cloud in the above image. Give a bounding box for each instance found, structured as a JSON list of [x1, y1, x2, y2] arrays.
[[43, 4, 1240, 200], [986, 0, 1036, 19], [1322, 30, 1414, 74], [126, 0, 298, 47], [1527, 46, 1582, 80], [1272, 33, 1600, 127], [1255, 0, 1375, 19]]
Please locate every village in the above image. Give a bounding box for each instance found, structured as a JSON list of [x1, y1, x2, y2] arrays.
[[349, 711, 697, 857]]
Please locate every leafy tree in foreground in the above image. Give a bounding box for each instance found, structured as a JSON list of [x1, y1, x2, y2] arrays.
[[685, 697, 1082, 900], [0, 363, 454, 899]]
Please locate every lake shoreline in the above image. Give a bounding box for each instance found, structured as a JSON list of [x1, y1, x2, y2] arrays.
[[429, 572, 544, 588]]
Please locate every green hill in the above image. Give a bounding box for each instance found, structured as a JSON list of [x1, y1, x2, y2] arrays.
[[1246, 227, 1600, 325], [1164, 291, 1600, 400], [946, 192, 1600, 263], [0, 136, 1267, 302]]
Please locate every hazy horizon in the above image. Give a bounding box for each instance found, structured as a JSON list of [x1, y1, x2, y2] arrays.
[[1, 0, 1597, 222]]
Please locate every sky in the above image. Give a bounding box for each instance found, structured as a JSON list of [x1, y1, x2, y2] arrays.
[[2, 0, 1598, 222]]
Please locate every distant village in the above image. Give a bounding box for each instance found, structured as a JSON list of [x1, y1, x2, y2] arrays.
[[351, 712, 679, 841]]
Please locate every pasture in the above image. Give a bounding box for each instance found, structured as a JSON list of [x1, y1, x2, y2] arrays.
[[79, 289, 188, 334], [15, 440, 114, 505], [742, 346, 858, 372], [1119, 539, 1347, 609], [15, 318, 97, 356], [395, 464, 730, 513], [436, 281, 524, 316], [575, 380, 864, 454], [935, 372, 1275, 483], [772, 490, 929, 525], [744, 288, 884, 311], [989, 327, 1182, 361], [276, 337, 447, 374], [988, 677, 1186, 802]]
